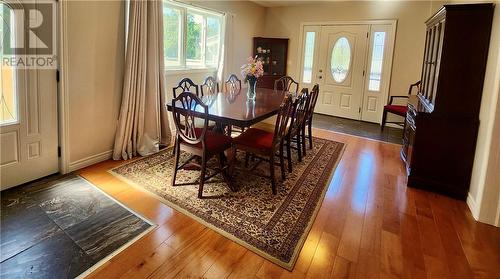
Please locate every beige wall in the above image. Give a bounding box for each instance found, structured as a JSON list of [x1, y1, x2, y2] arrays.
[[262, 1, 431, 103], [64, 0, 125, 170]]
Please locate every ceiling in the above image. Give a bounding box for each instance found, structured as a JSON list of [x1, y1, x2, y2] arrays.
[[250, 0, 332, 8]]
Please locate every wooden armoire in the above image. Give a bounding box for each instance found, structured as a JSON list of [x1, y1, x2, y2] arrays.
[[401, 3, 494, 200]]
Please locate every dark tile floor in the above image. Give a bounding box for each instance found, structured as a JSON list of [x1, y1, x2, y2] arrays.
[[311, 113, 403, 144], [0, 174, 152, 279]]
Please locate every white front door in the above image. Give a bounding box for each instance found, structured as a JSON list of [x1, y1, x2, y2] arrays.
[[299, 22, 396, 123], [1, 2, 59, 190], [316, 25, 369, 120]]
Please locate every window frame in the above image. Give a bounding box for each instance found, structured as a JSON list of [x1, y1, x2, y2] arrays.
[[163, 1, 223, 71]]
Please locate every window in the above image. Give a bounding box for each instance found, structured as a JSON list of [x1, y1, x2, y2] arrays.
[[368, 31, 386, 91], [302, 32, 315, 83], [331, 37, 351, 83], [163, 1, 223, 70], [1, 3, 18, 125]]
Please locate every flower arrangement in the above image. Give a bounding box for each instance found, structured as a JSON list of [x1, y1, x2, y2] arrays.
[[241, 56, 264, 82]]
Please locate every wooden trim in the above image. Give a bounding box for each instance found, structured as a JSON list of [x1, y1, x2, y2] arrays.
[[58, 0, 70, 174], [68, 150, 114, 172]]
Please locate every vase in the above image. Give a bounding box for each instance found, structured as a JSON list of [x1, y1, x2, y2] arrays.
[[247, 76, 257, 100]]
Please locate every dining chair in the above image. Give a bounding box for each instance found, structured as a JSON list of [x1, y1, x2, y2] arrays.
[[232, 94, 294, 195], [303, 84, 320, 150], [171, 91, 233, 198], [381, 81, 421, 131], [173, 78, 200, 98], [201, 76, 220, 97], [274, 76, 299, 94], [224, 74, 242, 93], [284, 88, 309, 172]]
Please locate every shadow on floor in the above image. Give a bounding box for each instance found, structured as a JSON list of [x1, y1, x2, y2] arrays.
[[312, 113, 403, 144]]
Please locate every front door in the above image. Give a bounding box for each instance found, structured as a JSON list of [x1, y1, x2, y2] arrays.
[[315, 25, 369, 119], [1, 1, 59, 190]]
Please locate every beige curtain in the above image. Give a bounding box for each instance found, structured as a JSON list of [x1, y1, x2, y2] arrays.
[[217, 13, 234, 83], [113, 0, 170, 160]]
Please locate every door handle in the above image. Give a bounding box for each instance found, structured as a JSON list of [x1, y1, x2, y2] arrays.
[[318, 76, 322, 79]]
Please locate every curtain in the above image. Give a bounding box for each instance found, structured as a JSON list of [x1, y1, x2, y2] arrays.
[[217, 13, 234, 83], [112, 0, 171, 160]]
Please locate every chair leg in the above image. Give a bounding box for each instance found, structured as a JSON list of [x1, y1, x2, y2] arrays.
[[301, 125, 307, 157], [297, 131, 303, 163], [308, 122, 313, 149], [381, 110, 388, 131], [171, 140, 180, 186], [198, 154, 207, 198], [279, 143, 286, 180], [286, 138, 292, 173], [245, 152, 250, 168], [269, 153, 277, 195], [172, 137, 177, 155]]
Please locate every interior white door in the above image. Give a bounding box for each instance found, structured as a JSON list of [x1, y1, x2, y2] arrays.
[[315, 25, 369, 120], [0, 2, 59, 190]]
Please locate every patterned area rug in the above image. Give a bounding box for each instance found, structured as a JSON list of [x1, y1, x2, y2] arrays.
[[110, 137, 345, 270]]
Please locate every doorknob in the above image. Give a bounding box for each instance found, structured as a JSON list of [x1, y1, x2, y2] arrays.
[[318, 76, 323, 79]]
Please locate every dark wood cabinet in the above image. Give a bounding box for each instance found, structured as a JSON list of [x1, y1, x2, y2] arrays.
[[401, 3, 494, 200], [253, 37, 289, 89]]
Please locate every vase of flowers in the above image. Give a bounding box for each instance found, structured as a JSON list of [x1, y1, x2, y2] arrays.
[[241, 56, 264, 100]]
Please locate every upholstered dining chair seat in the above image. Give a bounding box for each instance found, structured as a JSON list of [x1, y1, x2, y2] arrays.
[[383, 105, 408, 116], [233, 128, 274, 151], [180, 128, 232, 153]]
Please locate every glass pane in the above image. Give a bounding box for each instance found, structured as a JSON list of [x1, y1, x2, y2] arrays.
[[302, 32, 315, 83], [368, 31, 386, 91], [205, 16, 220, 67], [1, 3, 18, 125], [331, 37, 351, 83], [186, 12, 203, 66], [163, 5, 181, 67]]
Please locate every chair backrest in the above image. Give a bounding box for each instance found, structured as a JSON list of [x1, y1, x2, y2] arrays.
[[171, 91, 208, 146], [272, 94, 294, 146], [305, 84, 319, 121], [173, 78, 199, 98], [274, 76, 299, 93], [289, 88, 310, 135], [224, 74, 242, 93], [408, 80, 421, 96], [201, 76, 220, 97]]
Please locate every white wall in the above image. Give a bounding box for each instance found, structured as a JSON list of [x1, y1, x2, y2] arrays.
[[62, 0, 125, 171]]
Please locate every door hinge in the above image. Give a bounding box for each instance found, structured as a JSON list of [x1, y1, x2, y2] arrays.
[[58, 146, 61, 157], [359, 107, 361, 113], [56, 70, 60, 83], [362, 70, 365, 76], [367, 32, 369, 38]]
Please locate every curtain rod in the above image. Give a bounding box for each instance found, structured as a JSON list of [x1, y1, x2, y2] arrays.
[[168, 0, 235, 17]]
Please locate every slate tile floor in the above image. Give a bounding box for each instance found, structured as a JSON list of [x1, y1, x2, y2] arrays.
[[0, 174, 152, 279], [312, 113, 404, 144]]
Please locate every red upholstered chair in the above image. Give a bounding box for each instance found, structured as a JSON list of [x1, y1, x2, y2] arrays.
[[200, 76, 219, 97], [274, 75, 299, 94], [381, 81, 421, 131], [171, 91, 233, 198], [303, 84, 320, 150], [224, 74, 242, 93], [173, 78, 200, 98], [284, 88, 309, 173], [232, 94, 294, 194]]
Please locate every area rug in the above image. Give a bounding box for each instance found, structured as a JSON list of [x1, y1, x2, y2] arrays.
[[0, 174, 154, 279], [110, 137, 345, 270]]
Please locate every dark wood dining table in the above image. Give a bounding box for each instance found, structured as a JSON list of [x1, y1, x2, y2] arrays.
[[166, 87, 289, 129]]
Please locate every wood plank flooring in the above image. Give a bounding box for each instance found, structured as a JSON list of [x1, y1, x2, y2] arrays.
[[79, 129, 500, 279]]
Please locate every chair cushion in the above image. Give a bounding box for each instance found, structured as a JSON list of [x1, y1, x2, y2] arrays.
[[180, 128, 232, 152], [384, 105, 408, 116], [233, 128, 275, 151]]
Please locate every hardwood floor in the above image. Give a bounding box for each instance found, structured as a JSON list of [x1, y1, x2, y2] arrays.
[[79, 129, 500, 279]]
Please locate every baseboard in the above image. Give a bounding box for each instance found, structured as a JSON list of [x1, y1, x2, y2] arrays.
[[466, 192, 480, 220], [385, 123, 404, 129], [68, 150, 113, 172]]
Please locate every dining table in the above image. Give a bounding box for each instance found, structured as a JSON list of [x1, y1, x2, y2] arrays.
[[166, 87, 290, 130]]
